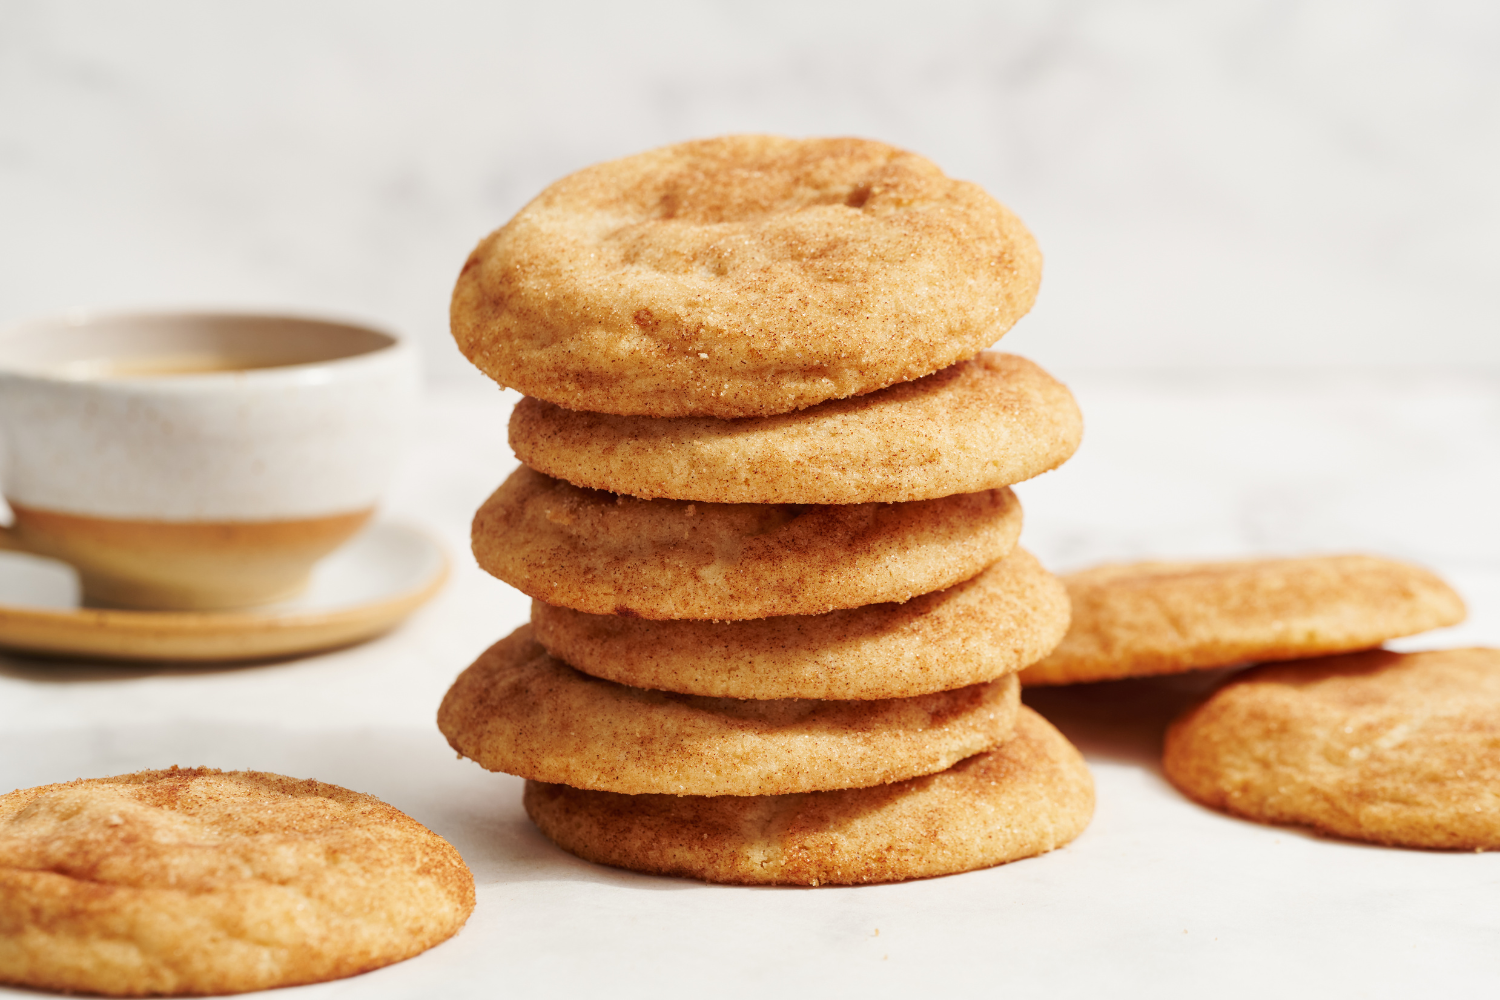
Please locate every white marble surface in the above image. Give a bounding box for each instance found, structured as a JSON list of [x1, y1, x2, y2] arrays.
[[1, 372, 1497, 999], [2, 2, 1498, 994], [2, 0, 1497, 385]]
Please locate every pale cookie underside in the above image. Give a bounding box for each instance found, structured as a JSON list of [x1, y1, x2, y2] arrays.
[[438, 626, 1020, 796], [1020, 554, 1466, 686], [532, 547, 1069, 700], [524, 707, 1094, 885], [510, 353, 1082, 504], [473, 465, 1023, 620], [1163, 647, 1500, 850], [0, 768, 474, 997], [451, 135, 1042, 418]]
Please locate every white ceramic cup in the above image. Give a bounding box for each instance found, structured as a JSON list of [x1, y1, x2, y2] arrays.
[[0, 311, 418, 610]]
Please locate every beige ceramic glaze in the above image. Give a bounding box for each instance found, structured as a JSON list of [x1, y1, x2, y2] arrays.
[[0, 311, 418, 609], [0, 505, 374, 611], [0, 522, 447, 662]]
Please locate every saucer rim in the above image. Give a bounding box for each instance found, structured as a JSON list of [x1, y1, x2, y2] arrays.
[[0, 522, 448, 663]]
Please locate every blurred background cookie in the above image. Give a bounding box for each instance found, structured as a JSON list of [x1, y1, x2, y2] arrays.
[[1162, 647, 1500, 849], [0, 767, 473, 997], [1021, 554, 1466, 686], [452, 136, 1041, 418]]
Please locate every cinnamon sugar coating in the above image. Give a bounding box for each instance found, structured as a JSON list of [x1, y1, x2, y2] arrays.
[[0, 768, 473, 996], [531, 548, 1067, 700], [452, 136, 1042, 418], [510, 353, 1081, 503], [438, 626, 1019, 797], [1164, 647, 1500, 849], [473, 465, 1023, 620], [524, 707, 1093, 884], [1021, 555, 1466, 686]]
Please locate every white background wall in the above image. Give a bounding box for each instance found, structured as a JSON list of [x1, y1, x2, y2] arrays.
[[2, 0, 1496, 385]]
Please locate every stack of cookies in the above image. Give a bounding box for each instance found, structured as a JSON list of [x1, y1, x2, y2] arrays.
[[439, 136, 1095, 884]]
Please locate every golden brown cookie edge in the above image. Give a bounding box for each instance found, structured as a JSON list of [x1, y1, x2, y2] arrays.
[[523, 706, 1094, 885], [1162, 647, 1500, 850], [531, 547, 1070, 699], [0, 767, 475, 997], [1021, 554, 1467, 686]]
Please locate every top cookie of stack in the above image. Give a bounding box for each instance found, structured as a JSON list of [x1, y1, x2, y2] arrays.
[[452, 135, 1042, 420]]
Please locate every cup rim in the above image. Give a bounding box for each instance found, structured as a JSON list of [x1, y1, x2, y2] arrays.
[[0, 308, 411, 387]]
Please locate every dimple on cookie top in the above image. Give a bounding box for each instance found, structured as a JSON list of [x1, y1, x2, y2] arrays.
[[451, 135, 1043, 418], [0, 767, 474, 997]]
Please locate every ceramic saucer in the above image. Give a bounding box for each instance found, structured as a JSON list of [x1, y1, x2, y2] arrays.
[[0, 522, 447, 662]]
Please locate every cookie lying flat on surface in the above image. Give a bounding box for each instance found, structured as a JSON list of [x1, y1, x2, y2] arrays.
[[452, 135, 1042, 419], [474, 465, 1023, 620], [1163, 647, 1500, 850], [532, 548, 1068, 700], [1020, 554, 1465, 686], [510, 353, 1082, 504], [0, 767, 474, 997], [438, 626, 1019, 796], [525, 706, 1092, 885]]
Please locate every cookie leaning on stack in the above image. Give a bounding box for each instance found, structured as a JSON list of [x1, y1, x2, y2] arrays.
[[440, 136, 1094, 884], [1020, 555, 1467, 686]]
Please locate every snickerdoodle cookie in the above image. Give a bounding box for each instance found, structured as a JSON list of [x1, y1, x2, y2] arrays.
[[452, 136, 1042, 418], [510, 353, 1081, 504], [1020, 555, 1465, 686], [474, 465, 1023, 619], [1163, 647, 1500, 849], [524, 706, 1092, 885], [438, 626, 1019, 797], [531, 548, 1068, 700], [0, 767, 474, 997]]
